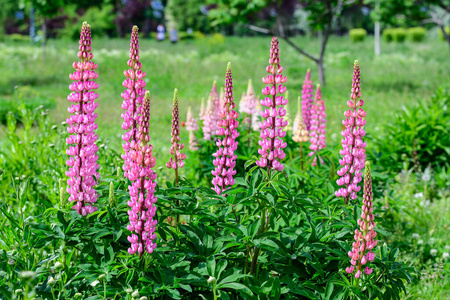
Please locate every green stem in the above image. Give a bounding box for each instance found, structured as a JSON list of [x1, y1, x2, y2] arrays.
[[104, 282, 107, 299]]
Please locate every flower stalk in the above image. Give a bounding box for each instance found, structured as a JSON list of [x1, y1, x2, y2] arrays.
[[335, 61, 366, 204], [211, 62, 239, 195], [65, 21, 99, 216]]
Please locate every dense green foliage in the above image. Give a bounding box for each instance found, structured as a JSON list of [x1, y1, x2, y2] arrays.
[[407, 27, 427, 42]]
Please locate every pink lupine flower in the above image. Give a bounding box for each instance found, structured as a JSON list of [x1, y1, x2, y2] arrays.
[[256, 37, 288, 172], [203, 82, 221, 140], [66, 22, 99, 216], [346, 162, 377, 278], [293, 97, 309, 143], [335, 61, 366, 204], [186, 106, 199, 132], [240, 79, 259, 131], [211, 63, 239, 194], [126, 91, 158, 256], [121, 26, 147, 181], [202, 95, 214, 140], [308, 84, 326, 166], [301, 69, 314, 131], [166, 89, 186, 183]]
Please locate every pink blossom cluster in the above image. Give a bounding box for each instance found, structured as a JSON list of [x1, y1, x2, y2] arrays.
[[308, 85, 326, 166], [202, 82, 221, 140], [211, 63, 239, 194], [335, 61, 367, 203], [301, 69, 314, 131], [346, 162, 377, 278], [166, 89, 186, 170], [185, 106, 199, 131], [121, 26, 147, 181], [66, 22, 99, 216], [126, 91, 158, 255], [256, 37, 288, 172]]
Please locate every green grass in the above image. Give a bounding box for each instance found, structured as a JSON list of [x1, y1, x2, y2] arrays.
[[0, 36, 448, 166]]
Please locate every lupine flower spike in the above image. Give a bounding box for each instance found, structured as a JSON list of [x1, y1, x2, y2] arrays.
[[283, 91, 292, 131], [256, 37, 288, 172], [186, 106, 199, 132], [211, 62, 239, 194], [245, 79, 258, 131], [308, 84, 326, 166], [293, 96, 309, 171], [335, 61, 366, 205], [199, 97, 205, 121], [346, 161, 377, 278], [166, 89, 186, 184], [301, 69, 313, 131], [202, 95, 214, 140], [121, 25, 147, 181], [239, 92, 247, 114], [66, 22, 100, 216], [126, 91, 158, 256]]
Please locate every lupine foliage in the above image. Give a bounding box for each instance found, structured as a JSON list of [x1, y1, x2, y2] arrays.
[[4, 24, 450, 300]]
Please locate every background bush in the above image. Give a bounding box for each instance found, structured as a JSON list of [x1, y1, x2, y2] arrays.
[[408, 27, 427, 42], [392, 28, 407, 43], [369, 88, 450, 174], [349, 28, 367, 42]]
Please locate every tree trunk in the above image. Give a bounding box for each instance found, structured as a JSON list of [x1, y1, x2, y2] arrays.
[[42, 18, 47, 62], [439, 25, 450, 50], [318, 60, 325, 87], [374, 21, 381, 55]]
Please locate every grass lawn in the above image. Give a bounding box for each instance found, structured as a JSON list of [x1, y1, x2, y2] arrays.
[[0, 35, 449, 167]]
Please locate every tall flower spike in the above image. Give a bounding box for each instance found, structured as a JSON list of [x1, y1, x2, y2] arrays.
[[239, 92, 247, 114], [335, 61, 366, 204], [186, 106, 198, 131], [126, 91, 158, 256], [166, 89, 186, 183], [189, 130, 199, 151], [256, 37, 288, 172], [211, 62, 239, 194], [66, 21, 99, 216], [121, 25, 147, 181], [308, 84, 326, 166], [345, 162, 377, 278], [301, 69, 313, 131], [202, 95, 214, 140], [293, 97, 309, 143], [199, 97, 205, 121]]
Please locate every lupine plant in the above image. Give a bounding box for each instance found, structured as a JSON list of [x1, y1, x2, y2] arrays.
[[308, 84, 326, 166], [256, 37, 288, 172], [126, 91, 158, 256], [1, 29, 420, 299], [301, 69, 314, 131], [121, 25, 147, 182], [292, 96, 309, 170], [335, 60, 366, 204], [166, 89, 186, 184], [66, 21, 99, 216], [186, 106, 199, 150], [211, 63, 239, 194], [346, 161, 378, 278]]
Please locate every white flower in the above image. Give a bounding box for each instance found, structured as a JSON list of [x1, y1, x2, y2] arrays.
[[443, 252, 449, 259], [414, 193, 423, 199], [412, 233, 420, 239], [90, 280, 100, 287], [430, 249, 438, 256], [418, 240, 424, 245]]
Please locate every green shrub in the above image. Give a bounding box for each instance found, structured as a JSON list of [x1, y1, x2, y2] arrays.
[[349, 28, 367, 42], [392, 28, 407, 42], [369, 88, 450, 173], [383, 28, 394, 42], [408, 27, 427, 42], [438, 26, 450, 41]]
